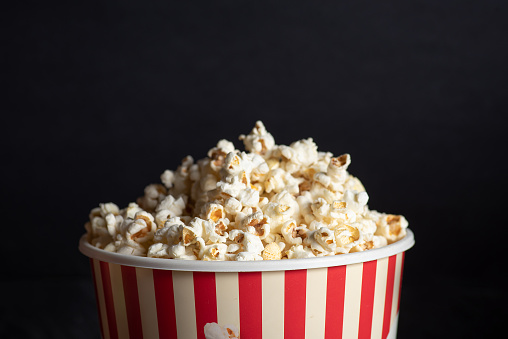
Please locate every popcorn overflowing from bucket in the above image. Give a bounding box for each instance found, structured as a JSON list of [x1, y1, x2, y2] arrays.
[[85, 121, 408, 260]]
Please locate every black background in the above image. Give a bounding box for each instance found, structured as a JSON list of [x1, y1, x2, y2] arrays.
[[2, 1, 507, 338]]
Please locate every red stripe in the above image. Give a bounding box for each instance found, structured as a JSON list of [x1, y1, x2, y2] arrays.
[[153, 269, 178, 339], [325, 265, 347, 339], [358, 260, 378, 339], [284, 270, 307, 339], [397, 252, 405, 313], [90, 259, 105, 339], [121, 265, 143, 339], [382, 255, 397, 339], [99, 261, 119, 339], [193, 272, 218, 339], [238, 272, 262, 338]]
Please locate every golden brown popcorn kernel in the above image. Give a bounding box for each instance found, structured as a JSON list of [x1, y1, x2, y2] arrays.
[[332, 201, 347, 209], [205, 203, 225, 222], [262, 242, 282, 260], [386, 215, 402, 236]]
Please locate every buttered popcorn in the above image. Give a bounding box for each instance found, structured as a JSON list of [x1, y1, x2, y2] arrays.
[[85, 121, 408, 260]]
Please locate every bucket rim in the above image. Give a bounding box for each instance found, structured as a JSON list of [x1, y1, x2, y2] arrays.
[[79, 229, 414, 272]]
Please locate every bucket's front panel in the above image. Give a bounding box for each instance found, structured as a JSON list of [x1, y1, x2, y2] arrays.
[[90, 253, 405, 339]]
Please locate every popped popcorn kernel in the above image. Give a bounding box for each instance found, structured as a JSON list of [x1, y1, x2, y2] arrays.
[[85, 120, 409, 260], [262, 242, 282, 260]]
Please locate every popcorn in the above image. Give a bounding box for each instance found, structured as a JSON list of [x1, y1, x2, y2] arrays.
[[374, 213, 408, 244], [204, 322, 240, 339], [86, 121, 409, 260], [262, 242, 282, 260], [137, 184, 167, 212], [334, 223, 363, 253], [239, 121, 275, 155], [228, 229, 265, 258], [197, 243, 225, 260], [287, 244, 316, 259], [147, 243, 171, 258]]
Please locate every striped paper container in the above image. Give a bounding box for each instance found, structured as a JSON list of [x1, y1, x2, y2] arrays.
[[79, 229, 414, 339]]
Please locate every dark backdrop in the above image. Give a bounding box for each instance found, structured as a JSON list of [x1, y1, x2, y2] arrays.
[[2, 1, 507, 338]]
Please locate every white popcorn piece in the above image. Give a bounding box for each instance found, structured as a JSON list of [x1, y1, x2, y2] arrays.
[[281, 219, 303, 245], [170, 156, 194, 197], [204, 203, 226, 223], [160, 169, 176, 189], [153, 220, 184, 245], [221, 152, 243, 177], [262, 203, 292, 234], [188, 217, 228, 244], [215, 178, 246, 199], [137, 184, 167, 212], [239, 211, 270, 239], [229, 229, 265, 256], [235, 252, 263, 261], [314, 226, 336, 252], [351, 234, 388, 252], [204, 322, 240, 339], [327, 154, 351, 179], [123, 202, 143, 220], [287, 244, 316, 259], [344, 174, 366, 192], [278, 138, 319, 173], [105, 213, 123, 238], [374, 213, 408, 244], [329, 200, 357, 224], [236, 188, 260, 207], [211, 218, 229, 243], [99, 202, 120, 217], [334, 223, 363, 253], [154, 195, 186, 227], [190, 237, 207, 259], [264, 168, 302, 195], [116, 244, 146, 256], [202, 243, 228, 261], [168, 242, 197, 260], [224, 197, 242, 216], [147, 243, 171, 258], [208, 140, 236, 172], [343, 190, 369, 214], [303, 228, 335, 257], [239, 120, 275, 155], [122, 211, 156, 246], [200, 173, 219, 192]]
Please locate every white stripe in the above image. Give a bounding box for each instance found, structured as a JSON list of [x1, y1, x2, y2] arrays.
[[391, 254, 403, 323], [371, 257, 388, 339], [305, 267, 327, 339], [215, 272, 240, 328], [386, 312, 399, 339], [262, 271, 285, 339], [136, 268, 160, 339], [172, 271, 197, 339], [109, 263, 129, 339], [93, 259, 110, 339], [342, 262, 363, 338]]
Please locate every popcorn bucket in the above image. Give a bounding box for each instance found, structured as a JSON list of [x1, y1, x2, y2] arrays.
[[79, 229, 414, 339]]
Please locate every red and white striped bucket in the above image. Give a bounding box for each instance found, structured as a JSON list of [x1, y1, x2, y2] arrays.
[[79, 229, 414, 339]]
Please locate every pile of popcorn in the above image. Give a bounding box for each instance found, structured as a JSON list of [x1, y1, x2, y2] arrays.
[[85, 121, 408, 261]]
